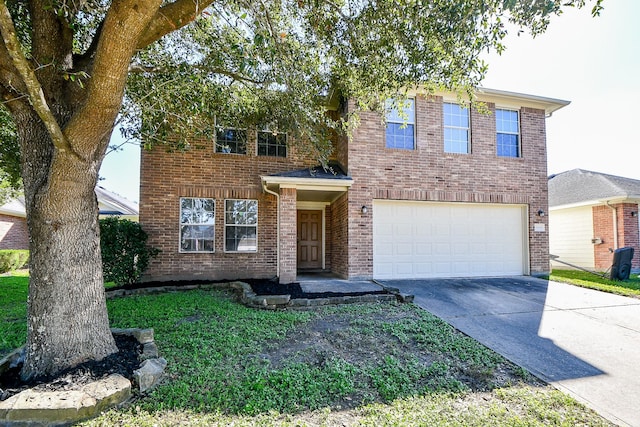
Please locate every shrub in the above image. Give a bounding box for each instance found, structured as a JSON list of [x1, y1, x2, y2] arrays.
[[99, 217, 159, 285], [0, 249, 29, 274]]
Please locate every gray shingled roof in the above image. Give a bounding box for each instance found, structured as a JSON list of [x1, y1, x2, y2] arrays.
[[548, 169, 640, 207], [269, 162, 351, 180]]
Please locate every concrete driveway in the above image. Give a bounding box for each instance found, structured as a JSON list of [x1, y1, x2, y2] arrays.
[[379, 277, 640, 427]]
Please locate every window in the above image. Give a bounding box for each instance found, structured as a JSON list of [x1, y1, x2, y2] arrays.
[[496, 109, 520, 157], [215, 128, 246, 154], [258, 131, 287, 157], [180, 198, 215, 252], [385, 98, 415, 150], [443, 102, 470, 154], [225, 199, 258, 252]]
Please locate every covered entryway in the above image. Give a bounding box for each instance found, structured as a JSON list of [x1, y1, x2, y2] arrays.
[[297, 210, 323, 270], [373, 200, 528, 279], [261, 163, 353, 283]]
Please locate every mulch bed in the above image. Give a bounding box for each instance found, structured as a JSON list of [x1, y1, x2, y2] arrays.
[[0, 334, 141, 402], [245, 279, 390, 299], [109, 278, 390, 300]]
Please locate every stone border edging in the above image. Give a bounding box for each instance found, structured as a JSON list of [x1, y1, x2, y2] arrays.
[[105, 280, 414, 309], [0, 328, 165, 427]]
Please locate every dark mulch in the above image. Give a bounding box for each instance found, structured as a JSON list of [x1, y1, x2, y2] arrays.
[[0, 334, 141, 401], [245, 279, 389, 299], [109, 277, 391, 300]]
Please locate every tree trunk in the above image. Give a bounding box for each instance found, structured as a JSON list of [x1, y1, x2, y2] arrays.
[[18, 111, 117, 381]]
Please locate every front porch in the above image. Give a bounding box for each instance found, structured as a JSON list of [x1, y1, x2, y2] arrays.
[[261, 164, 353, 284]]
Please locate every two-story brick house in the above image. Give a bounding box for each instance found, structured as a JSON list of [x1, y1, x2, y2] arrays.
[[140, 88, 568, 283]]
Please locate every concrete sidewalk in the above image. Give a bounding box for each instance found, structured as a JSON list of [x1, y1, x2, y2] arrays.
[[380, 277, 640, 427]]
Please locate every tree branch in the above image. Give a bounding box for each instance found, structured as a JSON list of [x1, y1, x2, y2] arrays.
[[0, 0, 75, 156], [129, 63, 267, 85], [64, 0, 162, 159], [136, 0, 215, 50]]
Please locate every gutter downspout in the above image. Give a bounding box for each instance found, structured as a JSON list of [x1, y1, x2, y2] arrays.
[[262, 180, 280, 278], [606, 201, 619, 250]]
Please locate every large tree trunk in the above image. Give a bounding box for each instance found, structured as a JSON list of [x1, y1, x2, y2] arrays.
[[18, 111, 116, 381]]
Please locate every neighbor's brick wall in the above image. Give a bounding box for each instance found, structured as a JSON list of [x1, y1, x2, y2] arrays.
[[0, 214, 29, 250], [593, 203, 640, 271], [344, 96, 551, 278], [140, 132, 316, 282]]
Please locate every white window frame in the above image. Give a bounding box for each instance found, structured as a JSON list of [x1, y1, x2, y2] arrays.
[[385, 98, 416, 150], [257, 130, 287, 157], [215, 127, 247, 154], [496, 108, 521, 158], [179, 197, 215, 253], [443, 102, 470, 154], [224, 199, 258, 253]]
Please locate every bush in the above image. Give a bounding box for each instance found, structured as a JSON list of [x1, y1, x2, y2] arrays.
[[0, 249, 29, 274], [99, 217, 159, 285]]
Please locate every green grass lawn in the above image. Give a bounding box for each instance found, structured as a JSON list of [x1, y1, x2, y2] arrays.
[[548, 269, 640, 298], [0, 272, 612, 426]]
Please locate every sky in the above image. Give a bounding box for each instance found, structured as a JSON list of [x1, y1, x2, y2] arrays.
[[99, 0, 639, 204]]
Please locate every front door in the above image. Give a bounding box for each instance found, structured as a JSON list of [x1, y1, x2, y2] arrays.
[[297, 210, 322, 270]]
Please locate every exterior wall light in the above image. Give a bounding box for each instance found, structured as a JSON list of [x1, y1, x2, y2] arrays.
[[631, 211, 637, 217], [537, 209, 545, 217], [361, 205, 368, 214]]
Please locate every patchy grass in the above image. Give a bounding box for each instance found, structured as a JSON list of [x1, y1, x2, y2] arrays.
[[0, 274, 611, 426], [548, 269, 640, 298]]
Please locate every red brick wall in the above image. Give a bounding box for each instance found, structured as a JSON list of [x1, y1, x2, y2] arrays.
[[0, 214, 29, 250], [140, 133, 316, 281], [141, 95, 553, 281], [593, 203, 640, 271], [279, 187, 297, 283], [344, 96, 550, 277], [330, 192, 349, 278]]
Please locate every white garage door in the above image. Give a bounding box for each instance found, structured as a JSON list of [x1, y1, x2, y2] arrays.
[[373, 200, 527, 279]]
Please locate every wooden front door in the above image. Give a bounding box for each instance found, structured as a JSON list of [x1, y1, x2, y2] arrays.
[[297, 210, 323, 270]]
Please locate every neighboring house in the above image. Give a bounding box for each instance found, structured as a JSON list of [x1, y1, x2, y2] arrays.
[[0, 197, 28, 250], [0, 186, 139, 250], [549, 169, 640, 272], [140, 88, 569, 283]]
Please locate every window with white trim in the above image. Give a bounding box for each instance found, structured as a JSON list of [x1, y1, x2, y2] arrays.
[[225, 199, 258, 252], [443, 102, 470, 154], [385, 98, 415, 150], [179, 198, 215, 252], [215, 128, 247, 154], [496, 109, 520, 157], [257, 130, 287, 157]]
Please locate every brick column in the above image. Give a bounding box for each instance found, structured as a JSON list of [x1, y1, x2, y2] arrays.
[[279, 187, 297, 284]]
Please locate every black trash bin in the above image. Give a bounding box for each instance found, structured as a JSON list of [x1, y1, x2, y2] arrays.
[[610, 247, 634, 281]]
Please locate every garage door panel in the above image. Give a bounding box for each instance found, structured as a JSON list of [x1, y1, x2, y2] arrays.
[[373, 201, 526, 279]]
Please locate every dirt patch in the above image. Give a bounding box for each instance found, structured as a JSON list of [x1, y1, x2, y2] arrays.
[[255, 308, 546, 409], [0, 334, 141, 401]]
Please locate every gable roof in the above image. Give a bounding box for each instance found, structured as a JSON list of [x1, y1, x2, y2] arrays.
[[0, 186, 138, 218], [549, 169, 640, 208], [95, 185, 139, 216]]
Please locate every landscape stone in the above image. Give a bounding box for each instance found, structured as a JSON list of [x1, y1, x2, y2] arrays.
[[133, 358, 167, 392], [141, 342, 159, 360]]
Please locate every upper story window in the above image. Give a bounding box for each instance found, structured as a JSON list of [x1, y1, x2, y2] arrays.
[[496, 109, 520, 158], [443, 102, 470, 154], [225, 199, 258, 252], [258, 130, 287, 157], [215, 128, 247, 154], [179, 197, 215, 253], [385, 98, 415, 150]]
